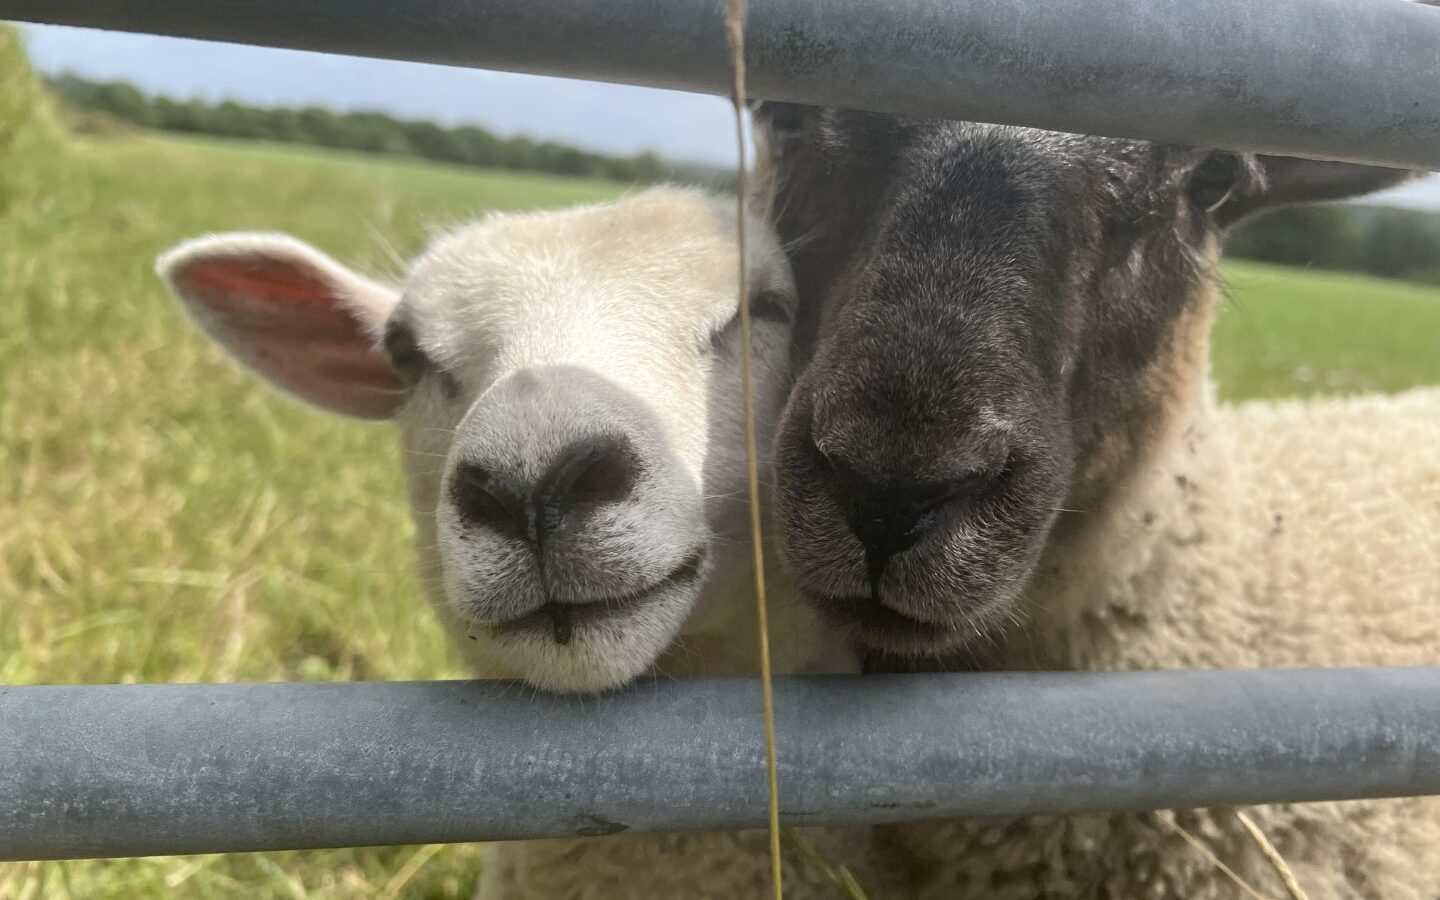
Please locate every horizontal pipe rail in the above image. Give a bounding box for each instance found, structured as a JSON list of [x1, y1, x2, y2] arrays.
[[5, 0, 1440, 170], [2, 668, 1439, 861]]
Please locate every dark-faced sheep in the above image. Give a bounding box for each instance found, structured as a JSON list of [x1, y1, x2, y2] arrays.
[[759, 105, 1439, 899]]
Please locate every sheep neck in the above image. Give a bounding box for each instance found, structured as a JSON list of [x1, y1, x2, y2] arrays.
[[1016, 272, 1251, 672]]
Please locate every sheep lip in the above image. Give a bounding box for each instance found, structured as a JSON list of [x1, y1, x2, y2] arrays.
[[808, 591, 958, 651], [491, 548, 706, 638]]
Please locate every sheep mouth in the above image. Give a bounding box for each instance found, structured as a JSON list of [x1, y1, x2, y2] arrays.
[[809, 591, 967, 655], [492, 548, 706, 645]]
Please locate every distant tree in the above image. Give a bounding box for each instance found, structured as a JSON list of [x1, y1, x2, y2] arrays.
[[1226, 205, 1361, 270], [341, 112, 409, 155], [46, 72, 100, 108], [403, 120, 466, 164], [534, 141, 591, 176], [44, 74, 682, 185], [266, 107, 306, 143], [1363, 209, 1440, 280], [295, 106, 348, 148], [452, 125, 504, 167], [602, 157, 640, 182], [90, 81, 150, 126], [504, 136, 540, 171], [211, 100, 273, 139], [632, 151, 666, 182]]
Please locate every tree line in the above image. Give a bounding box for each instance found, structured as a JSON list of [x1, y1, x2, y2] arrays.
[[45, 73, 731, 188], [40, 74, 1440, 283], [1227, 203, 1440, 285]]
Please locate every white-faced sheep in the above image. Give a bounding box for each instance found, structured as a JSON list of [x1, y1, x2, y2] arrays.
[[159, 187, 859, 899], [758, 105, 1440, 899]]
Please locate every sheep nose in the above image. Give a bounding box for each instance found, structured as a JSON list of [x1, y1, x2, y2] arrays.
[[450, 462, 530, 540], [535, 435, 640, 535], [451, 436, 639, 543], [830, 462, 967, 563], [811, 430, 1005, 579]]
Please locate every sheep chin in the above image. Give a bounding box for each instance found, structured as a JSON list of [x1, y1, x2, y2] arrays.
[[485, 580, 701, 694]]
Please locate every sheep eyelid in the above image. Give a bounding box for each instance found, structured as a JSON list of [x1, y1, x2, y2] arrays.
[[382, 321, 435, 384], [709, 291, 793, 344], [749, 290, 792, 324]]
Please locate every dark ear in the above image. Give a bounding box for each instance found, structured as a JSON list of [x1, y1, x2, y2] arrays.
[[751, 102, 824, 220], [1218, 155, 1423, 227], [751, 101, 817, 138]]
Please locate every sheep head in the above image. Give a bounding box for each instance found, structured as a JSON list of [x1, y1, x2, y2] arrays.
[[158, 188, 799, 693], [757, 104, 1421, 661]]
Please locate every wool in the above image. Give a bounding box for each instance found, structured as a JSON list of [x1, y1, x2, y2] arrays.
[[845, 378, 1440, 900]]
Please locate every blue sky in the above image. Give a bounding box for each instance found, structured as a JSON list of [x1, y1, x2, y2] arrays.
[[17, 23, 1440, 210], [20, 24, 739, 166]]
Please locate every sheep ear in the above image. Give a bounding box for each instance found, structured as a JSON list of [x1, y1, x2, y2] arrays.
[[158, 233, 404, 420], [1219, 156, 1422, 227], [751, 101, 817, 138]]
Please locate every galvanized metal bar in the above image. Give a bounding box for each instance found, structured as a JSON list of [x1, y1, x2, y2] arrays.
[[2, 668, 1438, 861], [5, 0, 1440, 170]]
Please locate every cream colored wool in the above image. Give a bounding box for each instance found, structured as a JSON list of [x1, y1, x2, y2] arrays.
[[846, 368, 1440, 898], [478, 811, 873, 899]]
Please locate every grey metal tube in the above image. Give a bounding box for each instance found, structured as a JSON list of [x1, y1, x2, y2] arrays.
[[3, 668, 1439, 861], [5, 0, 1440, 170]]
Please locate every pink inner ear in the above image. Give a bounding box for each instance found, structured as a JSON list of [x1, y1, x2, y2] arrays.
[[184, 258, 343, 307], [178, 258, 403, 420]]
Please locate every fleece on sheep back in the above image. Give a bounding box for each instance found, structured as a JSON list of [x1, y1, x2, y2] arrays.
[[858, 385, 1440, 900], [477, 826, 885, 899]]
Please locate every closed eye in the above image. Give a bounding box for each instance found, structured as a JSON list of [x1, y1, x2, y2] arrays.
[[383, 319, 433, 386], [708, 289, 793, 352], [384, 319, 460, 399], [750, 290, 792, 324]]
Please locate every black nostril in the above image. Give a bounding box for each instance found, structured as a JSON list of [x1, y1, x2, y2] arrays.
[[538, 436, 640, 536], [815, 437, 1003, 582], [450, 437, 640, 545], [451, 462, 529, 540], [837, 470, 966, 557], [846, 472, 973, 593]]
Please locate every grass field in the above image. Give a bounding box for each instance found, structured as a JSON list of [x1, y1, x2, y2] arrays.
[[1217, 261, 1440, 400], [0, 29, 626, 898], [4, 28, 1440, 900]]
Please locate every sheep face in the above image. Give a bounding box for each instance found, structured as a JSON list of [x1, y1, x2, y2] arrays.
[[159, 188, 798, 693], [758, 106, 1416, 660]]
